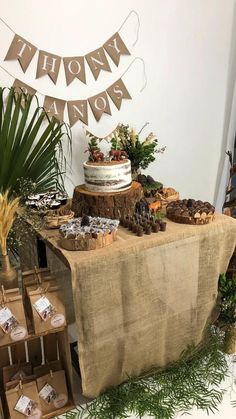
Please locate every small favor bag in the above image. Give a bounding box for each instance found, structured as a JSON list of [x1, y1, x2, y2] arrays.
[[33, 360, 62, 379], [0, 396, 4, 418], [6, 380, 42, 418], [37, 370, 68, 415], [27, 284, 66, 334], [3, 363, 33, 389], [0, 287, 28, 346]]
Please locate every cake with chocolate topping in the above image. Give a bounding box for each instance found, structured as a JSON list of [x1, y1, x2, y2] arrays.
[[59, 216, 119, 250], [166, 199, 215, 225]]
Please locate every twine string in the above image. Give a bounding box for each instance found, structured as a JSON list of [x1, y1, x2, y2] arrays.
[[0, 16, 15, 34], [121, 56, 147, 92], [118, 10, 140, 46], [0, 9, 140, 53]]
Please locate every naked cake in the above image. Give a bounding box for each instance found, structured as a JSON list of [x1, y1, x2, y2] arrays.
[[83, 159, 132, 193]]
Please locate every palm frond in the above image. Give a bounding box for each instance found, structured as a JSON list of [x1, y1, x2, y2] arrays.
[[0, 87, 71, 196]]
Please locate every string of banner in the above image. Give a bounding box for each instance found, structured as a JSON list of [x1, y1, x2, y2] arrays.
[[0, 11, 146, 127]]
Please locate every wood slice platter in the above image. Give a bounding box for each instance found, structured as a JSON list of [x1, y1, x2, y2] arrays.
[[60, 229, 117, 251], [72, 181, 143, 219], [166, 199, 215, 225]]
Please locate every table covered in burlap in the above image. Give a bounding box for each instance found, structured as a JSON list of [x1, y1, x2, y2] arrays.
[[20, 213, 236, 397]]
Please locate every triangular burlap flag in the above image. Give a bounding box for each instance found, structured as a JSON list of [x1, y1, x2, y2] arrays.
[[107, 78, 132, 110], [67, 100, 88, 126], [85, 47, 111, 80], [4, 34, 37, 72], [63, 56, 86, 85], [12, 79, 36, 96], [36, 50, 61, 84], [103, 32, 130, 66], [43, 96, 66, 121], [88, 91, 111, 122]]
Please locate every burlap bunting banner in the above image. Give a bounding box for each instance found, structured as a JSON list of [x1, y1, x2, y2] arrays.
[[36, 50, 61, 84], [88, 91, 111, 121], [12, 78, 36, 96], [107, 78, 132, 110], [12, 76, 131, 125], [63, 56, 86, 86], [4, 32, 130, 84], [85, 47, 111, 81], [103, 32, 130, 66], [43, 95, 66, 121], [67, 100, 88, 126], [4, 34, 37, 72]]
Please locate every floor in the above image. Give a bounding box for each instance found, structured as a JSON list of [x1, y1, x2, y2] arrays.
[[61, 353, 236, 419]]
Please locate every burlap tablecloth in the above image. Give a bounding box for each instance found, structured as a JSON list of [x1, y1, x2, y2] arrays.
[[19, 213, 236, 397]]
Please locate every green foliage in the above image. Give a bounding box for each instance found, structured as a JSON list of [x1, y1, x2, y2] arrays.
[[86, 135, 100, 161], [62, 328, 227, 419], [143, 181, 163, 194], [153, 211, 165, 221], [115, 123, 166, 172], [0, 87, 71, 196], [218, 273, 236, 326], [111, 136, 121, 150]]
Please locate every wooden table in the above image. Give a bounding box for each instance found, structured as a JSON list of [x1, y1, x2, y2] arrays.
[[18, 212, 236, 398]]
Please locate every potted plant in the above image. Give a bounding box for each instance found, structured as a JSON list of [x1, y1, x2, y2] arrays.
[[0, 87, 71, 266], [112, 123, 166, 179]]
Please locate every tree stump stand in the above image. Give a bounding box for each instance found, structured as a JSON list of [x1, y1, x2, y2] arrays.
[[72, 181, 143, 219]]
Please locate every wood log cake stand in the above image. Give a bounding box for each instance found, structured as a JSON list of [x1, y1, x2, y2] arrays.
[[72, 181, 143, 219]]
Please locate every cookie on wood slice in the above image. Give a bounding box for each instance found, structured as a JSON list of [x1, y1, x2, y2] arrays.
[[166, 199, 215, 225]]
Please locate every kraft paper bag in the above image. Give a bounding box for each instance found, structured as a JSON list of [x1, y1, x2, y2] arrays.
[[36, 370, 68, 415], [5, 375, 36, 391], [3, 363, 32, 388], [27, 285, 66, 334], [0, 396, 4, 418], [6, 380, 42, 418], [33, 360, 62, 379], [0, 289, 28, 347]]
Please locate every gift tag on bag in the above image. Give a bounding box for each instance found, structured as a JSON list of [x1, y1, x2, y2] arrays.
[[14, 395, 38, 416], [28, 285, 66, 334], [33, 296, 55, 321], [39, 383, 57, 404], [0, 306, 19, 333], [0, 289, 28, 346], [6, 380, 42, 418], [36, 370, 68, 414]]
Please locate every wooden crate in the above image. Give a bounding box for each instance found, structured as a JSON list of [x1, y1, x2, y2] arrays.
[[0, 327, 74, 418]]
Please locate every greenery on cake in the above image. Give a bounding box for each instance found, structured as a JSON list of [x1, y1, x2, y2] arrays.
[[86, 136, 100, 161]]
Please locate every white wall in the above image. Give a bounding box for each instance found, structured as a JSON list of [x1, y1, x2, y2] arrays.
[[0, 0, 235, 203]]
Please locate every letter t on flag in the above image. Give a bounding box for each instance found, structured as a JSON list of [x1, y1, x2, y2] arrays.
[[4, 34, 37, 72]]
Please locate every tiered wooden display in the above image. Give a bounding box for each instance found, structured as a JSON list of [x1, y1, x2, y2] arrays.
[[0, 268, 75, 419], [72, 181, 143, 219]]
